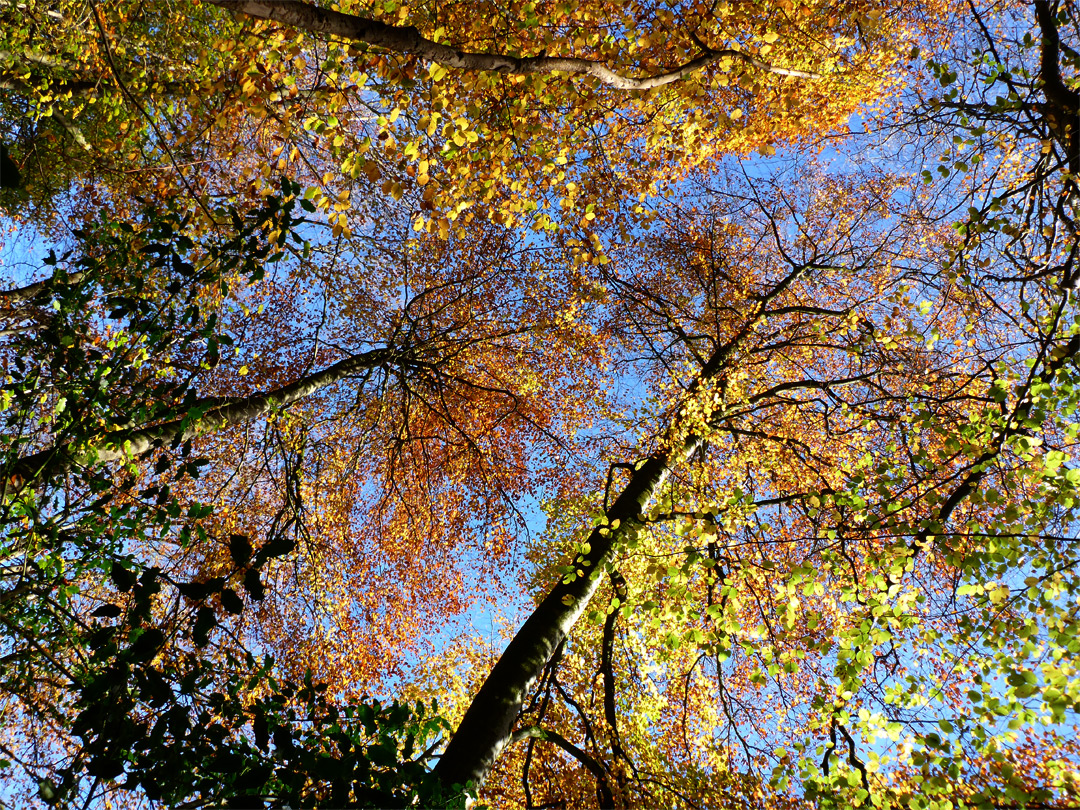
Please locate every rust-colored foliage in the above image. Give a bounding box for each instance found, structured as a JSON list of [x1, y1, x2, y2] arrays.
[[1, 0, 1078, 807]]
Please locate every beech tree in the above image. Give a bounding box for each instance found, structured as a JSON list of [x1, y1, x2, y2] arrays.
[[1, 0, 1079, 807]]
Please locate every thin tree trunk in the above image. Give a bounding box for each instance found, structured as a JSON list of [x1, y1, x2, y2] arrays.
[[433, 447, 683, 790]]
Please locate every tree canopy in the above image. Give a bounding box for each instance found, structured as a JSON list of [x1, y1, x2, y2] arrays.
[[1, 0, 1078, 807]]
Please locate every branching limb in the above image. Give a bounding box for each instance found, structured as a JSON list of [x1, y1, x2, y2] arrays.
[[210, 0, 822, 89], [508, 726, 615, 808], [8, 345, 405, 486], [835, 722, 870, 793], [1034, 0, 1080, 166]]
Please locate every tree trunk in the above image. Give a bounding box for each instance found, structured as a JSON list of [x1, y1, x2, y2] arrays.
[[434, 261, 812, 791]]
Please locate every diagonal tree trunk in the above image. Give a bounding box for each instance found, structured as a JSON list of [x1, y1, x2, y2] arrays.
[[433, 261, 811, 791]]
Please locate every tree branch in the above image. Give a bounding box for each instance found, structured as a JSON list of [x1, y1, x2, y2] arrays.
[[1034, 0, 1079, 171], [209, 0, 821, 89], [508, 727, 615, 808], [0, 272, 85, 305], [8, 346, 402, 486]]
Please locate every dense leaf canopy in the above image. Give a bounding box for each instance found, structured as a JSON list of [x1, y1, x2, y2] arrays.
[[1, 0, 1078, 807]]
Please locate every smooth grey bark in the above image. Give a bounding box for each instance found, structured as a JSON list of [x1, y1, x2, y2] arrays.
[[210, 0, 820, 88], [433, 262, 812, 791], [10, 346, 401, 485], [433, 449, 680, 791]]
